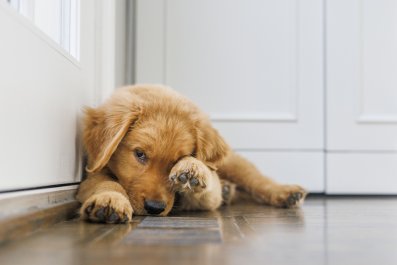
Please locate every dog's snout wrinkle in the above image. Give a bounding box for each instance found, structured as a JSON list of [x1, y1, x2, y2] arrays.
[[144, 199, 166, 215]]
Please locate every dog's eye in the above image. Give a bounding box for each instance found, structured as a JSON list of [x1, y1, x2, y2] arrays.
[[134, 149, 147, 164]]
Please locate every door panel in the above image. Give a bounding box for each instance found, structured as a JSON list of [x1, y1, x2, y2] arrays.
[[327, 153, 397, 194], [136, 0, 324, 150], [166, 0, 299, 121], [238, 151, 324, 193], [136, 0, 324, 192], [327, 0, 397, 151], [326, 0, 397, 194]]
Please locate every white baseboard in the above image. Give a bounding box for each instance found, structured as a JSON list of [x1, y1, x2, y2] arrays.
[[0, 185, 78, 220], [237, 151, 325, 193], [327, 153, 397, 194]]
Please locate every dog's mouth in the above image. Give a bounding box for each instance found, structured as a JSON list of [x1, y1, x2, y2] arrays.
[[133, 208, 170, 217], [125, 186, 176, 217], [142, 210, 165, 216]]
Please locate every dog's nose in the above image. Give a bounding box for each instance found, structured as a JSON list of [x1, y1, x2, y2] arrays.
[[144, 200, 166, 215]]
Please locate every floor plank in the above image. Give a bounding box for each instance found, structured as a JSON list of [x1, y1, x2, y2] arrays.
[[0, 197, 397, 265]]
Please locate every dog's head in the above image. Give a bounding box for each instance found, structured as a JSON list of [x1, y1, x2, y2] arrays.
[[83, 85, 229, 216]]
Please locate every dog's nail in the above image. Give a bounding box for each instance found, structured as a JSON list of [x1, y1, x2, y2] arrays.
[[120, 214, 129, 223], [108, 211, 120, 223], [190, 177, 199, 187], [178, 173, 188, 184], [85, 203, 94, 214], [287, 195, 297, 206], [201, 180, 207, 189], [222, 185, 230, 195], [291, 192, 300, 200], [95, 207, 106, 221]]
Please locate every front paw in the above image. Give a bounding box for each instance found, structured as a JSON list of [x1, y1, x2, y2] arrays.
[[169, 157, 210, 193], [271, 185, 307, 208], [80, 191, 133, 223]]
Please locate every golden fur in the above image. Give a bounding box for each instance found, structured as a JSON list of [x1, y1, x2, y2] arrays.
[[77, 84, 307, 223]]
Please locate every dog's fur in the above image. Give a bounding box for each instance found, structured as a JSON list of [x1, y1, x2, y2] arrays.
[[77, 85, 307, 223]]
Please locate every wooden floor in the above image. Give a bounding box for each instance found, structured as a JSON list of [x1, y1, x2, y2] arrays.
[[0, 197, 396, 265]]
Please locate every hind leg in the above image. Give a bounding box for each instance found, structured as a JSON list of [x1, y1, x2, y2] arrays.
[[218, 152, 307, 208], [220, 179, 236, 205]]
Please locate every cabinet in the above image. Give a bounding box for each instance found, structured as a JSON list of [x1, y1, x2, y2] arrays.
[[135, 0, 397, 194], [326, 0, 397, 193], [136, 0, 325, 192]]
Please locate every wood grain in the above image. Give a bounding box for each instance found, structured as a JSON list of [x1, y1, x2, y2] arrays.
[[1, 197, 397, 265], [0, 201, 79, 246]]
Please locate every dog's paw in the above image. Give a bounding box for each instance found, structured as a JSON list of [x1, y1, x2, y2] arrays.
[[80, 191, 133, 223], [221, 179, 236, 205], [169, 157, 211, 193], [270, 185, 307, 208]]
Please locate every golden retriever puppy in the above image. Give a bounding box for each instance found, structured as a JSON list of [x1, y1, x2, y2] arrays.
[[77, 85, 307, 223]]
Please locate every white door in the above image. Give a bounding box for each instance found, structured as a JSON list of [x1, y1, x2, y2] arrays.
[[135, 0, 325, 192], [0, 0, 98, 191], [327, 0, 397, 193]]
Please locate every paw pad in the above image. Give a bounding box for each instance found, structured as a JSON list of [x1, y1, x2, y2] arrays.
[[170, 170, 206, 191], [169, 158, 210, 193], [283, 190, 306, 208], [178, 173, 188, 184], [80, 192, 133, 224]]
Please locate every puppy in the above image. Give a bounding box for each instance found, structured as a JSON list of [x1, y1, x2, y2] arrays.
[[77, 85, 307, 223]]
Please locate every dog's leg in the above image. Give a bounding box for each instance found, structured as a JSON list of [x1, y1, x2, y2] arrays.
[[169, 156, 223, 211], [218, 152, 307, 208], [77, 173, 133, 223]]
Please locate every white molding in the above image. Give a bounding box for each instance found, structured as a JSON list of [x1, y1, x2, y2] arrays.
[[0, 185, 78, 220], [238, 150, 324, 193], [210, 112, 297, 122], [357, 114, 397, 124], [327, 153, 397, 194], [356, 0, 397, 125]]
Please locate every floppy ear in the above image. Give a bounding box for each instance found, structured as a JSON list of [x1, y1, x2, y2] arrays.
[[83, 105, 139, 173], [195, 120, 230, 170]]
